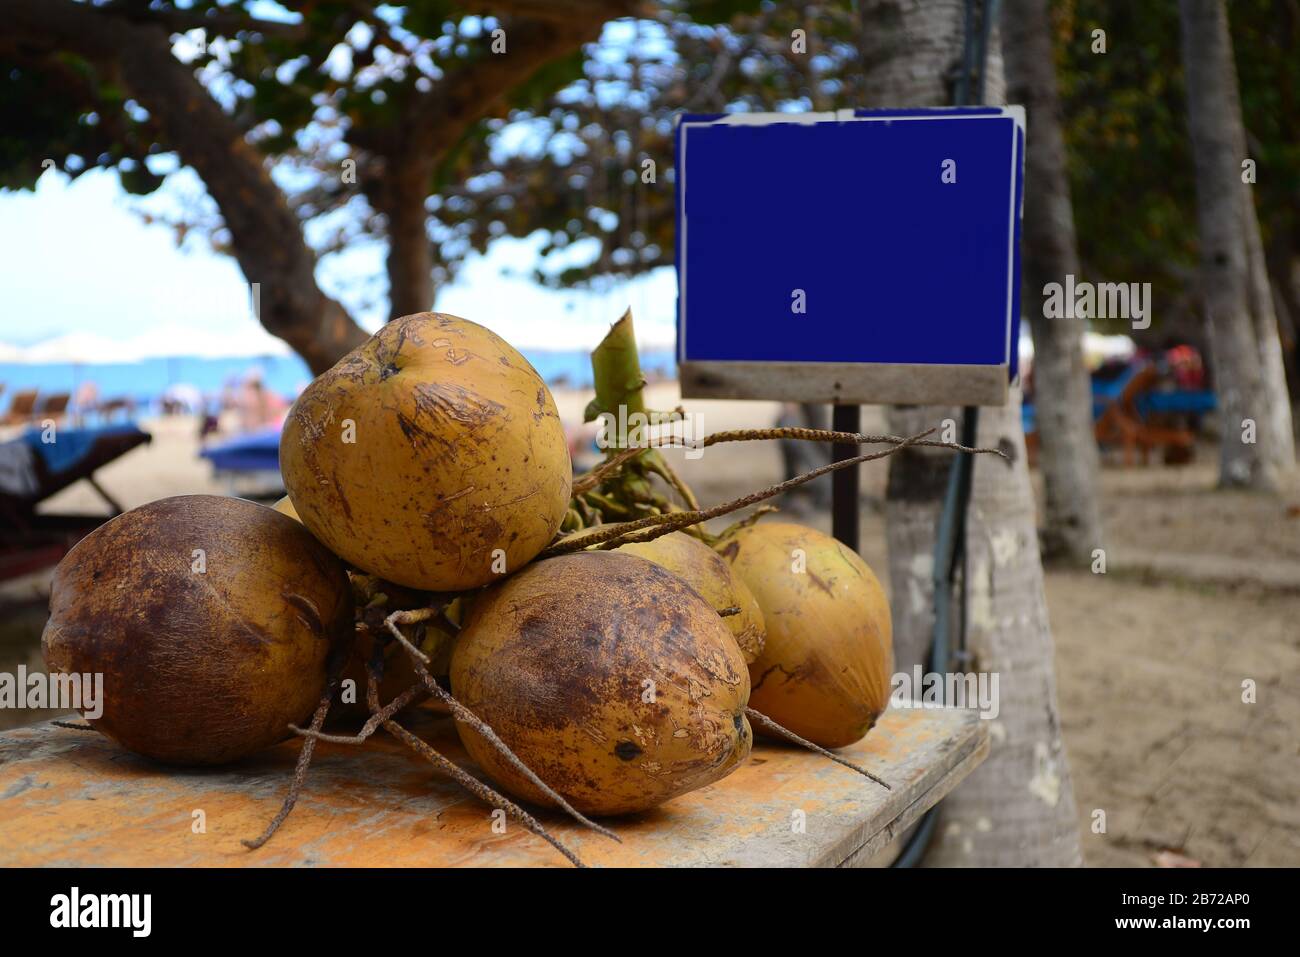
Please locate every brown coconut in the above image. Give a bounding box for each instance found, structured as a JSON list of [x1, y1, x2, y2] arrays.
[[617, 531, 766, 663], [450, 551, 752, 815], [41, 495, 352, 765]]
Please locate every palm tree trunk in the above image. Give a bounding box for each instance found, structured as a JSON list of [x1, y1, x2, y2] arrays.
[[860, 0, 1082, 866], [1001, 0, 1105, 566], [1181, 0, 1296, 488]]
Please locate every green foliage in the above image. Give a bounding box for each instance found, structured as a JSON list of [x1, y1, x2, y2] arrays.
[[0, 54, 155, 190], [6, 0, 1295, 326], [1057, 0, 1300, 337]]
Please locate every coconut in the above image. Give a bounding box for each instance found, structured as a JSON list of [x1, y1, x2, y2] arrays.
[[721, 522, 892, 749], [279, 312, 572, 591], [616, 531, 766, 662], [41, 495, 352, 765], [450, 551, 752, 815], [272, 495, 299, 520]]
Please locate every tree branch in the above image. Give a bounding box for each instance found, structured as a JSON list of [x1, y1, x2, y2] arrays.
[[478, 1, 655, 22], [2, 0, 368, 374], [400, 15, 614, 161], [353, 6, 632, 319], [100, 0, 311, 40]]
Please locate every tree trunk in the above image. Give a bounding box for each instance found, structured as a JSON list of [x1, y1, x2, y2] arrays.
[[860, 0, 1082, 866], [373, 159, 437, 321], [1264, 237, 1300, 400], [1000, 0, 1105, 566], [1180, 0, 1296, 488]]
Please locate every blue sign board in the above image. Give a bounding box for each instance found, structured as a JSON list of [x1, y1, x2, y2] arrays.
[[675, 107, 1025, 406]]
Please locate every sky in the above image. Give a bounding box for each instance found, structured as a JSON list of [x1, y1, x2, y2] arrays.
[[0, 167, 678, 363], [0, 5, 680, 364]]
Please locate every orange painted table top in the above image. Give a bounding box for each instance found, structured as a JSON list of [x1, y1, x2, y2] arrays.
[[0, 705, 987, 867]]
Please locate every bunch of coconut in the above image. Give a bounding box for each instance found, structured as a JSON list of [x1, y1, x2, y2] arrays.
[[41, 311, 952, 865]]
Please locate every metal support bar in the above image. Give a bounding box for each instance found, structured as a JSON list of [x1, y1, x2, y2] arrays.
[[831, 403, 861, 550]]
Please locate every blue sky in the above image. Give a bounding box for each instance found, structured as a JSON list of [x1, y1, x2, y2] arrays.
[[0, 6, 680, 362], [0, 167, 676, 361]]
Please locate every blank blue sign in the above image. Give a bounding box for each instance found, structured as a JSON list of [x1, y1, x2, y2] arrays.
[[675, 108, 1025, 403]]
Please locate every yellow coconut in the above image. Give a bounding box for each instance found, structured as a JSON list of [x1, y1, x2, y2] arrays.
[[280, 312, 571, 591], [272, 495, 299, 521], [721, 522, 892, 749], [617, 531, 765, 663], [451, 551, 752, 815]]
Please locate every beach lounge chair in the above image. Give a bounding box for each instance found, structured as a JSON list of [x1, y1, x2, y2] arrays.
[[1094, 364, 1197, 465], [0, 423, 151, 581], [35, 392, 71, 422], [1, 388, 38, 426], [1023, 363, 1209, 467], [199, 424, 284, 497]]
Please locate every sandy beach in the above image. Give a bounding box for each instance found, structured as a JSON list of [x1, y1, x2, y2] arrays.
[[2, 388, 1297, 867]]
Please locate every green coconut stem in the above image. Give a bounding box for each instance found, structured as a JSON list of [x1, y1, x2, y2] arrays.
[[589, 308, 650, 425], [585, 309, 696, 511]]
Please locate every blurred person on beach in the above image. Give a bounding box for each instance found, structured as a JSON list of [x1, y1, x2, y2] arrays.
[[71, 381, 99, 426], [236, 367, 287, 432]]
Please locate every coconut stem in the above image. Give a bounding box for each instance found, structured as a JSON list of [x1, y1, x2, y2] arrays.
[[542, 428, 942, 558], [572, 426, 1002, 496], [591, 308, 650, 421], [583, 308, 688, 518], [745, 708, 891, 790]]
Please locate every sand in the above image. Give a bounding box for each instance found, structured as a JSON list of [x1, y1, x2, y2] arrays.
[[2, 392, 1297, 867]]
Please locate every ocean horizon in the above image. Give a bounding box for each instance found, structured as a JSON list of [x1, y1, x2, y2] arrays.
[[0, 348, 678, 408]]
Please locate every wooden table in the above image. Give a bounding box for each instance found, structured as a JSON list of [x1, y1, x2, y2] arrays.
[[0, 705, 987, 867]]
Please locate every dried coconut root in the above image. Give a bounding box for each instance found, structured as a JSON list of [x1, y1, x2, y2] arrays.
[[243, 678, 337, 851], [385, 610, 621, 844], [571, 425, 999, 497], [362, 660, 587, 868], [290, 680, 427, 746], [544, 428, 943, 558], [746, 708, 890, 790]]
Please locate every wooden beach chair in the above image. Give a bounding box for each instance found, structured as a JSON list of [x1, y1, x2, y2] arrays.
[[0, 423, 151, 581], [1, 388, 38, 426], [35, 392, 71, 422], [1093, 364, 1195, 466]]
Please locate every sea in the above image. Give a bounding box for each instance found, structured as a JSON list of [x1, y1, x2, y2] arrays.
[[0, 349, 678, 410]]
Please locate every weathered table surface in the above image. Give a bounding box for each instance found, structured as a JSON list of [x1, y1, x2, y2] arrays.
[[0, 705, 987, 867]]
